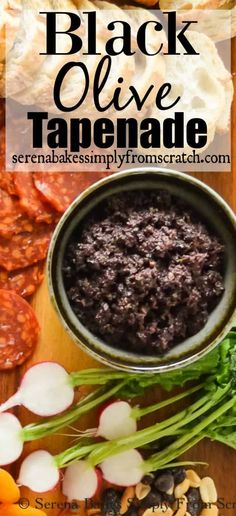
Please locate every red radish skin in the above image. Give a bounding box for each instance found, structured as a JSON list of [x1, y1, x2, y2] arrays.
[[94, 468, 103, 498], [0, 413, 24, 466], [100, 449, 144, 486], [62, 460, 100, 501], [0, 362, 74, 416], [17, 450, 60, 493], [96, 401, 137, 440]]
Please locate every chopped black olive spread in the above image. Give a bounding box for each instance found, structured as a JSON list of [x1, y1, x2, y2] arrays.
[[63, 190, 225, 355]]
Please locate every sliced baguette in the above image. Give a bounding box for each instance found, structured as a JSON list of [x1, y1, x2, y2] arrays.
[[16, 0, 82, 107], [182, 7, 236, 42], [146, 30, 228, 156], [6, 0, 50, 97], [57, 0, 136, 120], [160, 0, 236, 42], [173, 30, 233, 133], [0, 1, 22, 62], [0, 1, 22, 97], [90, 1, 136, 115], [123, 6, 166, 116]]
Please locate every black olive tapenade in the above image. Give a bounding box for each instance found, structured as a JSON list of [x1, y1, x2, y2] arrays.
[[63, 190, 225, 355]]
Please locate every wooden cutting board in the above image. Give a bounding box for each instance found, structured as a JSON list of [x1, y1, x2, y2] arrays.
[[1, 38, 235, 516]]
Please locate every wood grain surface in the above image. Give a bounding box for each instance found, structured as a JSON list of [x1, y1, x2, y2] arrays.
[[0, 36, 235, 516]]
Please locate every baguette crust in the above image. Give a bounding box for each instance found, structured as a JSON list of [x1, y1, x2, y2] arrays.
[[159, 0, 230, 9]]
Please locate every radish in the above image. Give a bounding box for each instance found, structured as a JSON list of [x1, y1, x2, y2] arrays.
[[0, 413, 23, 465], [100, 449, 144, 486], [96, 401, 137, 440], [62, 460, 101, 501], [95, 385, 202, 441], [17, 450, 60, 493], [0, 383, 127, 467], [0, 362, 74, 416]]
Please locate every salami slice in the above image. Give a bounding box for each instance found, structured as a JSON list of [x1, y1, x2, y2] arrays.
[[0, 172, 17, 196], [0, 100, 4, 127], [14, 172, 57, 224], [0, 262, 45, 297], [0, 289, 39, 370], [33, 172, 108, 213], [0, 225, 53, 271], [0, 211, 36, 238], [0, 187, 14, 217], [0, 129, 17, 195], [0, 190, 37, 238]]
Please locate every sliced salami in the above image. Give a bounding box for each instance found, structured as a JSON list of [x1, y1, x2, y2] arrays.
[[14, 172, 57, 224], [0, 171, 17, 196], [0, 187, 14, 217], [0, 225, 53, 271], [0, 289, 40, 370], [33, 172, 108, 213], [0, 262, 45, 297], [0, 129, 17, 196], [0, 190, 37, 238], [0, 211, 36, 238], [0, 100, 4, 127]]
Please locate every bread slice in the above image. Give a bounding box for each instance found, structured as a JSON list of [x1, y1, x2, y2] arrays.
[[185, 6, 236, 42], [91, 1, 136, 115], [5, 0, 50, 97], [123, 6, 166, 116], [0, 1, 22, 97], [145, 30, 230, 156], [160, 0, 236, 42], [35, 0, 114, 114], [177, 30, 233, 133], [0, 1, 21, 62], [41, 0, 136, 118], [15, 0, 81, 107]]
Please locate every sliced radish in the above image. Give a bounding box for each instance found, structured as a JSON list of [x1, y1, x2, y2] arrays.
[[62, 460, 100, 501], [100, 449, 144, 486], [0, 362, 74, 416], [0, 413, 23, 465], [96, 401, 137, 440], [18, 450, 60, 492]]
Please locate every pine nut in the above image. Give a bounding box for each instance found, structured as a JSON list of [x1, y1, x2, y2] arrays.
[[120, 486, 135, 515], [174, 479, 190, 499], [200, 505, 219, 516], [135, 482, 151, 500], [186, 469, 201, 488], [200, 477, 218, 504]]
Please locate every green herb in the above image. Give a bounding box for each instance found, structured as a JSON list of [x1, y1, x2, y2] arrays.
[[45, 330, 236, 470], [23, 329, 236, 462]]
